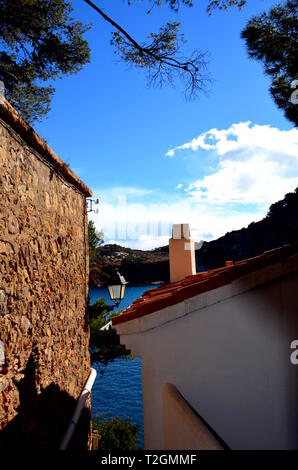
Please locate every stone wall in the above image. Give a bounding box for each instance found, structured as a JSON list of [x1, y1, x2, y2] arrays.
[[0, 99, 92, 449]]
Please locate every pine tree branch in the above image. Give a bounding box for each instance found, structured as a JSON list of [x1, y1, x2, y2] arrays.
[[83, 0, 209, 97]]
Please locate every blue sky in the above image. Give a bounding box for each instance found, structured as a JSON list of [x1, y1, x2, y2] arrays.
[[35, 0, 298, 249]]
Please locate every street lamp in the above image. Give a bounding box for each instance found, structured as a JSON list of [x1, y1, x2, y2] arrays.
[[107, 271, 127, 309]]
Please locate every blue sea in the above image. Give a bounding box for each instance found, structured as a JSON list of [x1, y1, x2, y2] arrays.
[[90, 285, 156, 448]]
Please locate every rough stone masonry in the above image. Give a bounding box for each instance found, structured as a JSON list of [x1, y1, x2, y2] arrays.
[[0, 98, 92, 449]]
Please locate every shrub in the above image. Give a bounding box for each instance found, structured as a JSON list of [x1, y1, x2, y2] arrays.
[[89, 297, 130, 365], [92, 417, 139, 451], [89, 297, 113, 320]]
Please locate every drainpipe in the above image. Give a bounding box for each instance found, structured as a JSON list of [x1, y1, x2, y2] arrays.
[[59, 368, 97, 450]]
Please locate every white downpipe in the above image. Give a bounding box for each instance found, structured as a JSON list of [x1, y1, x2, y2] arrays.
[[59, 368, 97, 450]]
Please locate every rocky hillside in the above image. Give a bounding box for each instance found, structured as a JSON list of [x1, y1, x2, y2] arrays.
[[89, 244, 169, 286], [196, 188, 298, 271], [89, 188, 298, 286]]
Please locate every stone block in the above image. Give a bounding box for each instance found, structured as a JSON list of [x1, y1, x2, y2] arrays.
[[0, 289, 7, 315], [0, 241, 13, 255], [0, 147, 7, 165], [7, 212, 19, 234], [20, 316, 31, 334], [0, 340, 5, 366], [0, 116, 90, 448]]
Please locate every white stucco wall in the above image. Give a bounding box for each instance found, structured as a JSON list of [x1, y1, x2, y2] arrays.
[[163, 383, 224, 450], [116, 261, 298, 450]]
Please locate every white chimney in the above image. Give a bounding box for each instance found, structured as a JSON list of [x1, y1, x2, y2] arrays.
[[169, 224, 196, 283]]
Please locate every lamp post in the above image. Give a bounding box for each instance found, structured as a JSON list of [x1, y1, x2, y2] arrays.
[[107, 271, 127, 309]]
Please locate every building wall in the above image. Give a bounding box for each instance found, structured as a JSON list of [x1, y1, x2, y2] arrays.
[[123, 269, 298, 449], [0, 103, 91, 448], [163, 383, 224, 450]]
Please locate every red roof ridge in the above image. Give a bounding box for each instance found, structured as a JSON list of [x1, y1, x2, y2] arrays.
[[112, 241, 298, 326]]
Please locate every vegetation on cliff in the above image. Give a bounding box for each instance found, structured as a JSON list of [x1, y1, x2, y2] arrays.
[[196, 188, 298, 270], [92, 416, 139, 451], [88, 221, 104, 261], [89, 244, 169, 287], [89, 188, 298, 284]]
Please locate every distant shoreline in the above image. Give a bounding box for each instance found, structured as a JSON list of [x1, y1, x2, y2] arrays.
[[90, 280, 164, 288]]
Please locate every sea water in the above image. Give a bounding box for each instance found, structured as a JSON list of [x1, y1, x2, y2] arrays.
[[90, 285, 155, 448]]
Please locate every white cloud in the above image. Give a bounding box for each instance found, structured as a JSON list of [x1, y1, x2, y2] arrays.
[[166, 149, 175, 158], [167, 122, 298, 205], [167, 122, 298, 158], [89, 122, 298, 249]]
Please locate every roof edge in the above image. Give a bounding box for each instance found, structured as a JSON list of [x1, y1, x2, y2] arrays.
[[112, 242, 298, 329], [0, 98, 92, 197]]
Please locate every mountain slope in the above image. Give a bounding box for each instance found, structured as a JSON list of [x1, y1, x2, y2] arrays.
[[89, 188, 298, 286], [196, 188, 298, 271]]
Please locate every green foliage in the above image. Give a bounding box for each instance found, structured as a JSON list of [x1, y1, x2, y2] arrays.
[[86, 0, 209, 99], [206, 0, 246, 14], [129, 0, 246, 13], [123, 254, 146, 263], [8, 0, 294, 124], [111, 21, 184, 68], [90, 314, 106, 340], [92, 417, 139, 451], [89, 297, 131, 365], [89, 298, 113, 350], [266, 187, 298, 220], [88, 220, 104, 261], [145, 0, 194, 11], [0, 0, 90, 122], [90, 327, 131, 366], [0, 0, 254, 120], [89, 297, 113, 320], [196, 187, 298, 270], [241, 0, 298, 126]]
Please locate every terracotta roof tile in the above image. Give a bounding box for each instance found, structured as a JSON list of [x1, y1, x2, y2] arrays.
[[112, 241, 298, 326]]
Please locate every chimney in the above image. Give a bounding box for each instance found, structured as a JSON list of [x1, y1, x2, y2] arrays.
[[169, 224, 196, 283]]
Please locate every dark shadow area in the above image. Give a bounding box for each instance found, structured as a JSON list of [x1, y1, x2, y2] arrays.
[[0, 354, 90, 449], [84, 294, 90, 333]]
